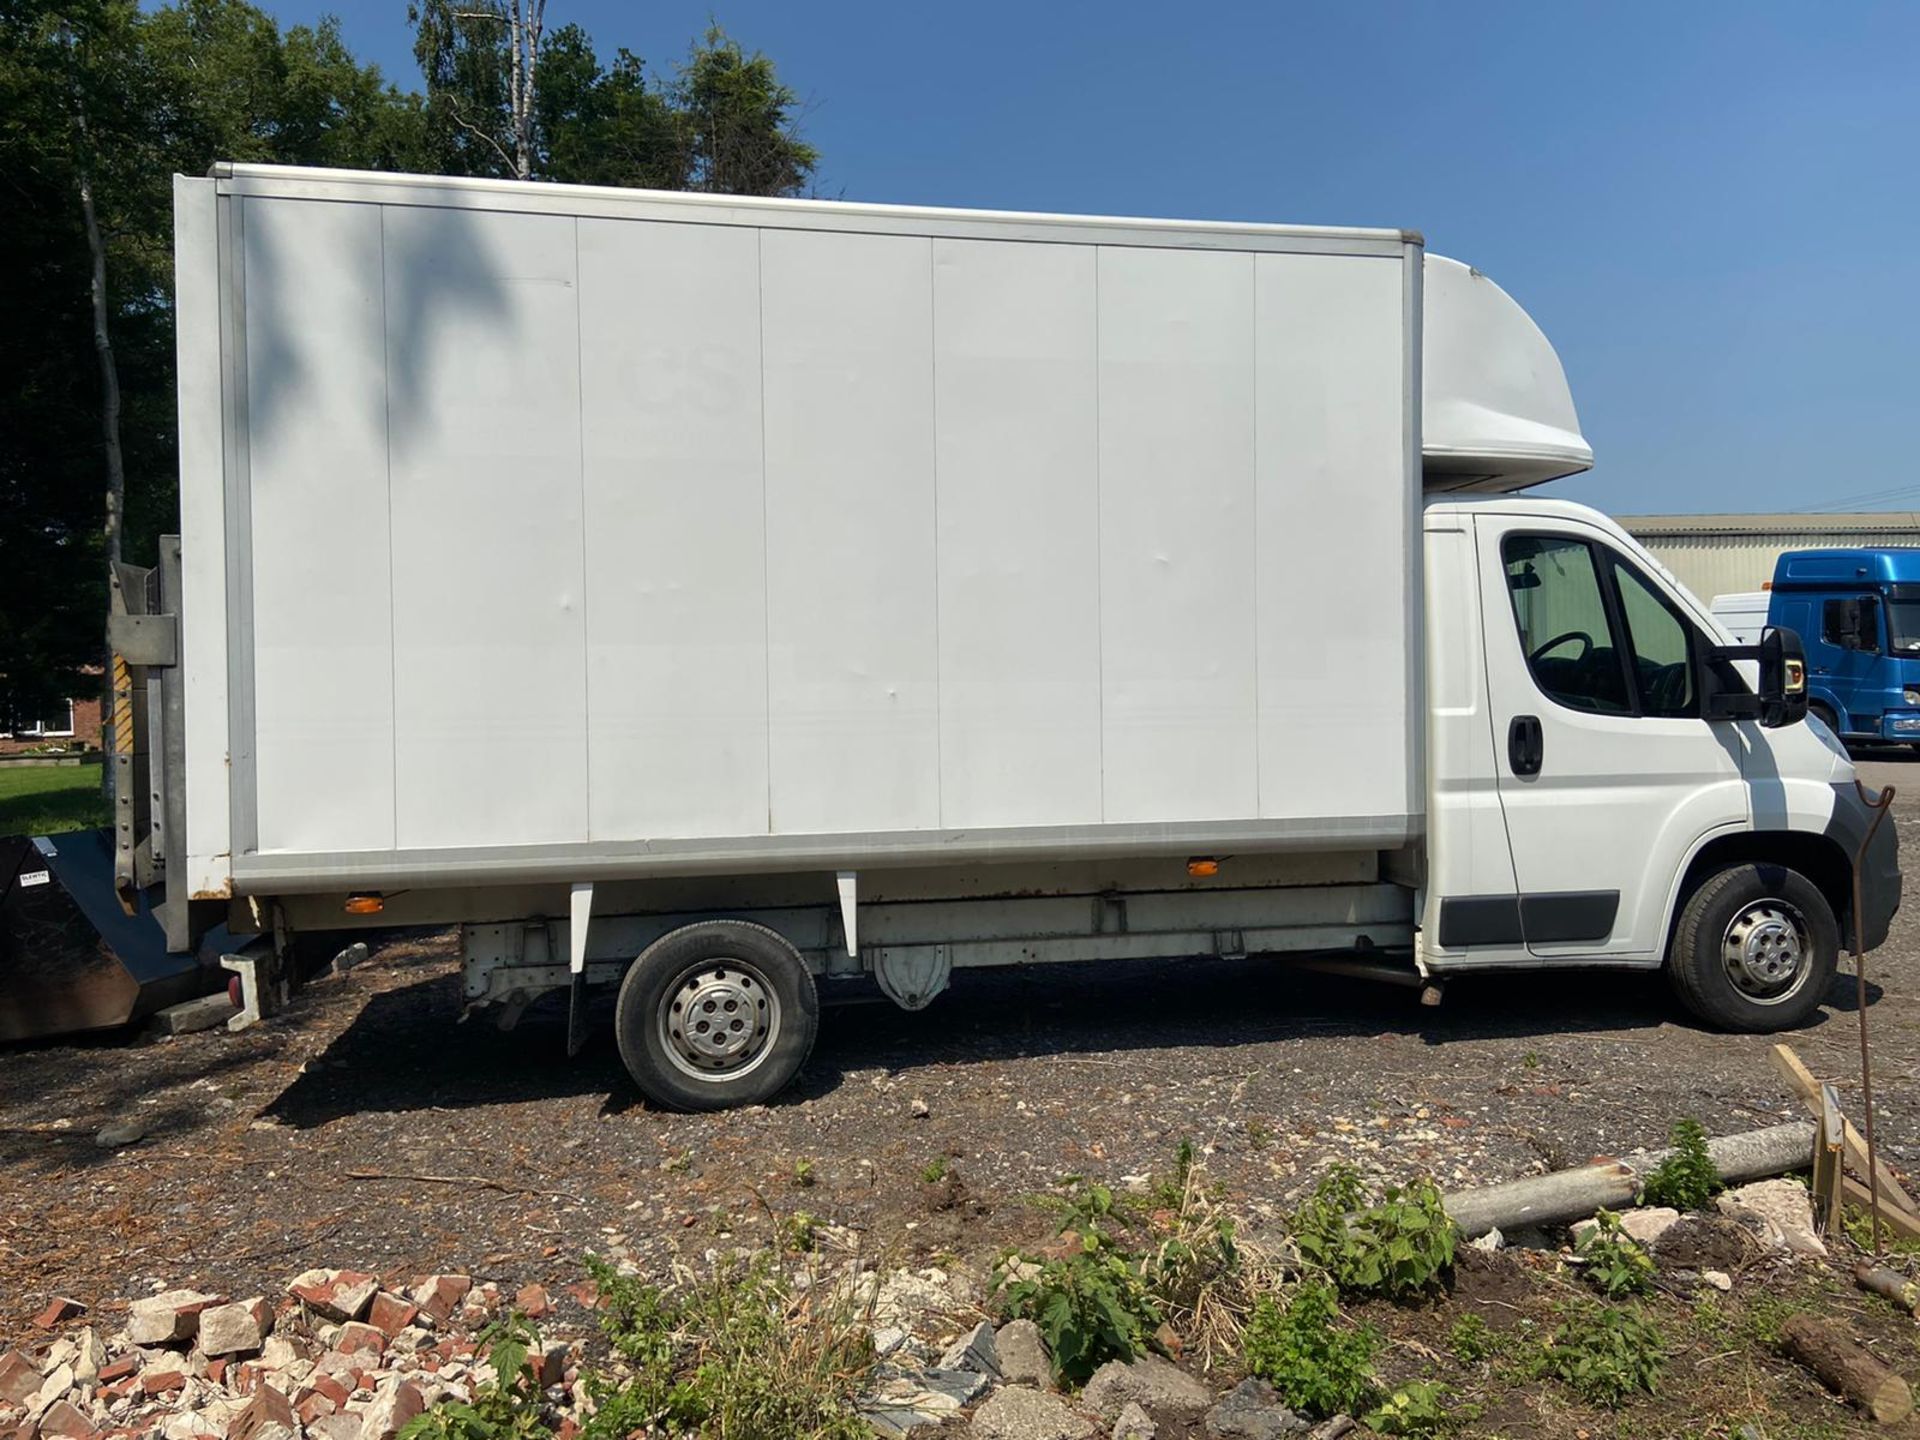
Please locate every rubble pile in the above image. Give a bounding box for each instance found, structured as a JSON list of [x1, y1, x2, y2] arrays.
[[849, 1269, 1332, 1439], [0, 1271, 586, 1440], [3, 1258, 1357, 1440]]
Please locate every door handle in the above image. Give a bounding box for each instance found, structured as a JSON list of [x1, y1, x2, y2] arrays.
[[1508, 715, 1543, 776]]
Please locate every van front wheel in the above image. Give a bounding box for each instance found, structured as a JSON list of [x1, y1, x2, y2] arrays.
[[1666, 863, 1838, 1031]]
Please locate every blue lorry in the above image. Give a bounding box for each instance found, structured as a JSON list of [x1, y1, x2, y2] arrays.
[[1716, 548, 1920, 747]]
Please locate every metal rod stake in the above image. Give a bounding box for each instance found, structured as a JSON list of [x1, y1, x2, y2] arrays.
[[1851, 778, 1894, 1254]]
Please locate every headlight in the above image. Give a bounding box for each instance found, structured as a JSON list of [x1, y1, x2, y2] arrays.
[[1905, 688, 1920, 706]]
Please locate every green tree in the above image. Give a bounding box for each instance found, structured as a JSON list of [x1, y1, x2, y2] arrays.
[[1, 0, 818, 735], [673, 26, 817, 196], [408, 0, 516, 177], [408, 11, 816, 196], [0, 0, 142, 720], [536, 27, 684, 190]]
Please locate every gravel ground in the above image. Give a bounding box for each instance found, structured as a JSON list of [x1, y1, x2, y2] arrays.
[[2, 756, 1916, 1345]]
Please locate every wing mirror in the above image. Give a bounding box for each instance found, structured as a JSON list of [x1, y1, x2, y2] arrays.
[[1703, 626, 1808, 728]]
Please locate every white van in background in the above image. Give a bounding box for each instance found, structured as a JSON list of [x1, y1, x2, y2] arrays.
[[1711, 592, 1772, 647]]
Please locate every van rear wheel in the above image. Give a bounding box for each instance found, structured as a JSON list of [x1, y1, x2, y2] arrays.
[[1666, 863, 1838, 1031], [615, 920, 819, 1111]]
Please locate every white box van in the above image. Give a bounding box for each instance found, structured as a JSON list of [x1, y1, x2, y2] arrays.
[[1711, 592, 1772, 646], [98, 166, 1896, 1108]]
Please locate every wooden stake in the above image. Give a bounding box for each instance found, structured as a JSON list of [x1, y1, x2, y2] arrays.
[[1770, 1045, 1920, 1218], [1813, 1089, 1844, 1236]]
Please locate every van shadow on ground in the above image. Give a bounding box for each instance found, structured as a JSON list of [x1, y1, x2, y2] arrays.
[[260, 954, 1873, 1129]]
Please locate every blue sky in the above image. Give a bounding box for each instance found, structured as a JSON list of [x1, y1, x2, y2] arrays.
[[264, 0, 1917, 517]]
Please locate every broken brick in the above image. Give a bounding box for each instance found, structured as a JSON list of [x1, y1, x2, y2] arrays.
[[0, 1352, 38, 1407], [294, 1391, 337, 1425], [97, 1358, 138, 1385], [37, 1402, 98, 1440], [306, 1374, 350, 1411], [286, 1271, 378, 1325], [199, 1298, 273, 1357], [365, 1293, 418, 1339], [227, 1385, 296, 1440], [335, 1322, 384, 1358], [563, 1282, 598, 1311], [35, 1299, 85, 1331], [127, 1291, 225, 1347], [512, 1284, 551, 1319], [140, 1367, 189, 1397], [405, 1276, 470, 1326], [356, 1378, 424, 1440]]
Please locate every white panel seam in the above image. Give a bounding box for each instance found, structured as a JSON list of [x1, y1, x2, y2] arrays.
[[572, 217, 594, 840], [1092, 248, 1106, 822], [927, 236, 945, 824], [227, 195, 257, 856], [379, 205, 400, 848], [1248, 253, 1262, 814], [755, 228, 775, 835]]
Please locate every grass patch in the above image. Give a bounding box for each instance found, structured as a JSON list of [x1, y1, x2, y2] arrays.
[[404, 1246, 880, 1440], [1843, 1204, 1920, 1257], [1446, 1313, 1495, 1365], [581, 1253, 875, 1440], [997, 1144, 1296, 1381], [0, 762, 107, 836]]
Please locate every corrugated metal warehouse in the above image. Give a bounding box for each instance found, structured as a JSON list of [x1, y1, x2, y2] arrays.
[[1620, 512, 1920, 601]]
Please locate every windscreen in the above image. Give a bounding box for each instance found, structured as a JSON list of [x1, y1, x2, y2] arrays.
[[1887, 599, 1920, 653]]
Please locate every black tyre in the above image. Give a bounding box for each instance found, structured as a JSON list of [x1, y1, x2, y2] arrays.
[[1666, 863, 1838, 1031], [1808, 701, 1841, 737], [614, 920, 819, 1111]]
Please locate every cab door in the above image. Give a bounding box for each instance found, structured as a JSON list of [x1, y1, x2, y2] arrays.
[[1813, 594, 1883, 734], [1473, 512, 1748, 959]]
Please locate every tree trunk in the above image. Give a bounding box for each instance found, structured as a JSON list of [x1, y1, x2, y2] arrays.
[[1781, 1314, 1913, 1423], [66, 27, 126, 787], [506, 0, 525, 178], [68, 83, 124, 566], [507, 0, 544, 180]]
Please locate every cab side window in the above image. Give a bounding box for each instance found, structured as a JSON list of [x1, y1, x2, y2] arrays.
[[1610, 558, 1696, 717], [1822, 597, 1881, 653], [1503, 536, 1632, 714], [1502, 533, 1704, 719]]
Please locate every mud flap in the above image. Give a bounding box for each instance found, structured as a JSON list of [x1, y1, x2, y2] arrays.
[[565, 880, 592, 1058], [566, 966, 588, 1058]]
